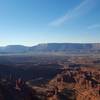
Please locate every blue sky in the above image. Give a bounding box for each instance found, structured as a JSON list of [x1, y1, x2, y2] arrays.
[[0, 0, 100, 46]]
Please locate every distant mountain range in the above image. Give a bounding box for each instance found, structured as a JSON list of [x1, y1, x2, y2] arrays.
[[0, 43, 100, 54]]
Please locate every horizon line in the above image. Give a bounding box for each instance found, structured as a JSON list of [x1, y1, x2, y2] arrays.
[[0, 42, 100, 47]]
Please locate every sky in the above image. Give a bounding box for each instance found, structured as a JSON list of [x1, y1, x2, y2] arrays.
[[0, 0, 100, 46]]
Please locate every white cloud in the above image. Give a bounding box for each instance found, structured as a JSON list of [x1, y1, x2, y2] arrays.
[[49, 0, 97, 27], [88, 24, 100, 29]]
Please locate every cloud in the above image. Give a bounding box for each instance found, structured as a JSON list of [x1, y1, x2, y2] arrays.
[[49, 0, 97, 27], [88, 24, 100, 29]]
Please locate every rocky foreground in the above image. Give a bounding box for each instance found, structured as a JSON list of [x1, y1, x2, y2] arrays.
[[0, 65, 100, 100]]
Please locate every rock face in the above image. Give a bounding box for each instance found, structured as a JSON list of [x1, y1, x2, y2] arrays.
[[29, 43, 100, 54], [0, 66, 100, 100], [47, 66, 100, 100], [0, 43, 100, 54], [0, 55, 100, 100]]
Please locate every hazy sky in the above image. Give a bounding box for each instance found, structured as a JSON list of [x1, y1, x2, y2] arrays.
[[0, 0, 100, 46]]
